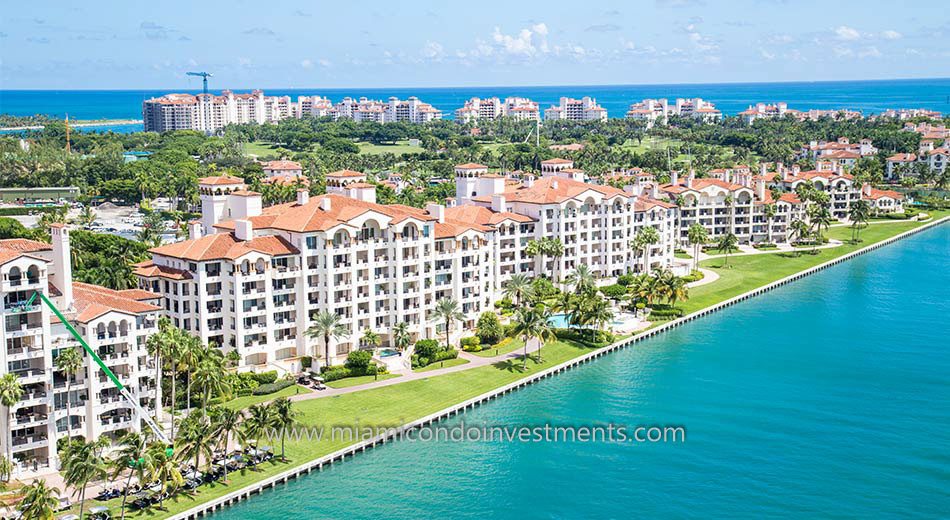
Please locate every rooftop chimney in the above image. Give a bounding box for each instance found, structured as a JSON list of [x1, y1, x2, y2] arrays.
[[523, 175, 535, 188], [50, 224, 73, 309], [759, 163, 767, 176], [687, 170, 695, 188], [491, 194, 506, 213], [235, 219, 253, 241], [755, 178, 766, 201], [297, 189, 310, 206], [426, 202, 445, 223], [320, 197, 332, 212], [551, 180, 559, 190], [671, 170, 679, 186], [188, 220, 202, 240]]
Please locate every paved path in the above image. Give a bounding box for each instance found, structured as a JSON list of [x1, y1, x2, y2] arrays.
[[687, 268, 720, 287]]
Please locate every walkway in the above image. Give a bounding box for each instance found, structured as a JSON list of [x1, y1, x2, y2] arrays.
[[686, 268, 720, 288]]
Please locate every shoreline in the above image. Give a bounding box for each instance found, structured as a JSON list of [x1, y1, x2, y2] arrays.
[[0, 119, 142, 131], [169, 215, 949, 520]]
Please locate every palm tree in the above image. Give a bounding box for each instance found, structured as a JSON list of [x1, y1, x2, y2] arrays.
[[210, 406, 242, 483], [566, 263, 596, 294], [717, 233, 739, 267], [543, 238, 565, 283], [789, 218, 810, 245], [525, 239, 544, 279], [18, 479, 60, 520], [54, 347, 83, 443], [849, 199, 871, 243], [179, 334, 204, 414], [763, 203, 777, 244], [242, 404, 273, 451], [511, 308, 555, 368], [146, 317, 172, 425], [631, 227, 661, 274], [503, 274, 533, 307], [306, 311, 348, 368], [178, 414, 215, 473], [585, 297, 615, 337], [628, 273, 659, 313], [77, 206, 97, 227], [686, 224, 708, 272], [390, 322, 412, 353], [144, 443, 183, 508], [112, 432, 147, 520], [163, 332, 184, 442], [360, 329, 381, 351], [808, 204, 833, 249], [662, 273, 689, 309], [0, 373, 23, 474], [0, 455, 12, 483], [61, 439, 107, 520], [270, 398, 298, 461], [431, 298, 464, 352], [193, 350, 230, 414]]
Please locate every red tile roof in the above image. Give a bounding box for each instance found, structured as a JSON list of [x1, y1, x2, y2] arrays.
[[199, 175, 245, 186], [72, 282, 161, 323], [150, 233, 299, 262]]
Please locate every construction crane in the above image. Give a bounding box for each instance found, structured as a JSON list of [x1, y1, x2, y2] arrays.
[[186, 71, 213, 96], [23, 291, 171, 445]]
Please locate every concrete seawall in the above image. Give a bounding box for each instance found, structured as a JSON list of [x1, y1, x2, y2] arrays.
[[172, 216, 948, 519]]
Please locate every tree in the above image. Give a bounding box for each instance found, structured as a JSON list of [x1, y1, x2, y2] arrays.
[[242, 404, 272, 448], [145, 317, 172, 427], [717, 233, 739, 267], [0, 373, 23, 474], [177, 414, 215, 474], [808, 204, 833, 250], [763, 203, 777, 244], [687, 224, 708, 272], [270, 398, 298, 461], [112, 432, 147, 520], [502, 274, 533, 307], [431, 298, 464, 352], [210, 406, 242, 483], [566, 263, 596, 294], [193, 350, 230, 414], [511, 307, 555, 368], [18, 479, 60, 520], [849, 199, 871, 243], [54, 347, 83, 443], [306, 311, 348, 368], [61, 439, 107, 520], [476, 311, 504, 345], [179, 334, 204, 414], [0, 455, 11, 483], [631, 227, 661, 274], [360, 329, 380, 350], [143, 442, 183, 508], [76, 206, 97, 227], [789, 218, 810, 245], [660, 271, 689, 309], [390, 322, 412, 352], [629, 274, 659, 312]]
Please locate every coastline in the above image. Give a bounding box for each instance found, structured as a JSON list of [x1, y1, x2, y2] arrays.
[[0, 119, 143, 131], [168, 215, 950, 520]]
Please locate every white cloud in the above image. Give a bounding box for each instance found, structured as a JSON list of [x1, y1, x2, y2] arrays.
[[422, 40, 444, 60], [881, 30, 902, 40], [318, 58, 331, 67], [760, 50, 776, 61], [835, 26, 861, 41], [300, 59, 313, 69], [490, 23, 550, 57], [833, 46, 853, 58], [859, 46, 882, 58]]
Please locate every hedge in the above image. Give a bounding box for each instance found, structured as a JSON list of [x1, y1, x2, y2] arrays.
[[250, 371, 278, 385], [321, 363, 389, 382], [0, 205, 68, 216], [251, 379, 295, 395], [412, 348, 459, 368], [460, 336, 481, 352]]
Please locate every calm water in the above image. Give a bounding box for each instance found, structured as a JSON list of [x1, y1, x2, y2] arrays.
[[210, 223, 950, 519], [2, 78, 949, 133]]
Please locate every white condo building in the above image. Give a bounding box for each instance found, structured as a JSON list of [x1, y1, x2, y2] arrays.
[[544, 97, 608, 122], [294, 96, 334, 118], [455, 97, 540, 123], [333, 97, 442, 124], [738, 102, 800, 124], [135, 162, 678, 371], [143, 90, 294, 133], [1, 226, 160, 477], [625, 98, 721, 126], [885, 140, 949, 179]]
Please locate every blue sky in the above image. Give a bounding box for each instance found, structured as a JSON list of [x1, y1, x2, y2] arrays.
[[3, 0, 948, 89]]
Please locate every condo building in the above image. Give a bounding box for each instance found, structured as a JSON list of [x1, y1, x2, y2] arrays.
[[143, 90, 294, 133], [625, 98, 721, 127], [738, 102, 799, 125], [799, 137, 877, 162], [294, 96, 334, 118], [544, 97, 608, 122], [885, 140, 949, 179], [333, 97, 442, 124], [1, 226, 160, 477], [134, 161, 679, 371], [454, 97, 540, 123]]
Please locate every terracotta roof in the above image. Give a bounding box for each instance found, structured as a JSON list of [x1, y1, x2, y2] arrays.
[[326, 169, 365, 178], [262, 174, 310, 187], [444, 205, 534, 226], [0, 239, 52, 253], [132, 260, 193, 280], [541, 158, 573, 165], [150, 234, 299, 262], [199, 175, 245, 186], [887, 153, 916, 162], [455, 163, 488, 169], [434, 221, 490, 238], [346, 182, 376, 189], [864, 188, 904, 201], [262, 160, 302, 171], [231, 190, 262, 197], [490, 176, 628, 205], [72, 282, 161, 323]]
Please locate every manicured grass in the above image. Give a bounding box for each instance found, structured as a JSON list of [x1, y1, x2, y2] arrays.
[[223, 385, 312, 410], [356, 140, 423, 155], [414, 357, 469, 372], [326, 373, 401, 389], [471, 337, 525, 358], [674, 251, 693, 259], [244, 141, 282, 157]]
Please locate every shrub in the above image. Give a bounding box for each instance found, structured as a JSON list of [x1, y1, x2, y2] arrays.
[[552, 328, 613, 348], [681, 270, 704, 283], [320, 366, 352, 382], [616, 274, 635, 287], [413, 348, 459, 368], [250, 371, 278, 385], [460, 336, 482, 352], [476, 312, 503, 345], [300, 356, 312, 369], [885, 212, 909, 220], [345, 350, 373, 371], [414, 339, 441, 359], [648, 306, 685, 318], [600, 284, 627, 301], [251, 379, 295, 395]]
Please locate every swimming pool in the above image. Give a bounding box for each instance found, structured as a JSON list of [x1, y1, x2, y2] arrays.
[[378, 348, 399, 358]]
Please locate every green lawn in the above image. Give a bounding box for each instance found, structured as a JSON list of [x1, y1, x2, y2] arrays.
[[674, 251, 693, 259], [356, 140, 423, 155], [414, 357, 469, 372], [244, 141, 282, 157], [471, 337, 526, 358], [103, 212, 948, 519], [224, 385, 312, 410], [326, 373, 401, 389]]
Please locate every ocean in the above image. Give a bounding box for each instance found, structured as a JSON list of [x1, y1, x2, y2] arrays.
[[1, 78, 948, 133], [208, 223, 950, 519]]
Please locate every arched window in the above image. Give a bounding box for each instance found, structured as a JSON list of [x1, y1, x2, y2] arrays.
[[8, 266, 21, 286], [26, 265, 40, 284]]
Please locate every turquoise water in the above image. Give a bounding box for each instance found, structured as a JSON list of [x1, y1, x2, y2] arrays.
[[2, 78, 949, 134], [225, 225, 949, 518], [548, 312, 571, 328]]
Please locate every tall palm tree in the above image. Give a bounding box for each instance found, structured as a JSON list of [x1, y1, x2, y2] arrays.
[[306, 311, 348, 368], [808, 204, 833, 249], [849, 199, 871, 243], [687, 223, 708, 273], [179, 334, 204, 414], [631, 227, 660, 274], [511, 308, 555, 368], [390, 322, 412, 352], [61, 439, 107, 520], [763, 203, 777, 244], [270, 398, 298, 462], [178, 414, 214, 473], [143, 443, 183, 508], [789, 218, 810, 245], [524, 239, 545, 279], [360, 329, 381, 351], [163, 332, 184, 442], [145, 317, 172, 425], [111, 432, 148, 520], [503, 274, 533, 307], [628, 274, 659, 313], [242, 404, 273, 450], [18, 479, 60, 520], [566, 263, 596, 294], [0, 373, 23, 475], [717, 233, 739, 267], [431, 298, 464, 352], [193, 351, 230, 414], [54, 347, 83, 443], [543, 238, 565, 283], [662, 273, 689, 309], [0, 455, 12, 483], [210, 406, 242, 483]]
